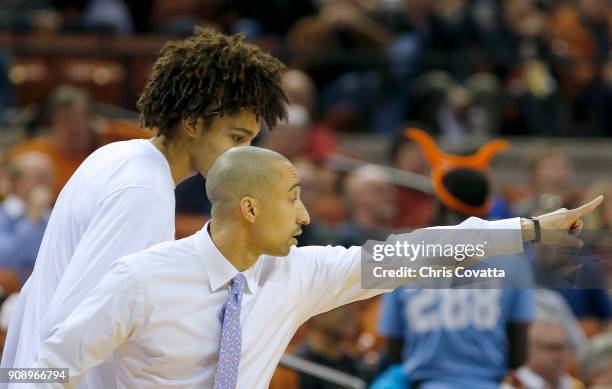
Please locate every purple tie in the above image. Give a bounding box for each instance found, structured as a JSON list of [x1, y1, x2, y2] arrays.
[[213, 273, 246, 389]]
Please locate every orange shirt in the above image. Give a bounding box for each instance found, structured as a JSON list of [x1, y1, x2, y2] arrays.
[[10, 136, 92, 198], [10, 121, 153, 199]]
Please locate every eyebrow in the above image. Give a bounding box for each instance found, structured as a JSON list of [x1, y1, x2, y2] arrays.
[[289, 182, 301, 192], [230, 127, 256, 138]]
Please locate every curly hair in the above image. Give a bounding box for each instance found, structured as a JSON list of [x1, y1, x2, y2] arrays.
[[137, 28, 288, 135]]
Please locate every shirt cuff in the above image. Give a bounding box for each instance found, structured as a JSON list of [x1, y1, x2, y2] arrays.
[[488, 217, 523, 255]]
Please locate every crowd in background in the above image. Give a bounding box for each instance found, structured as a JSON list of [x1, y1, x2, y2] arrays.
[[0, 0, 611, 388], [0, 0, 611, 136]]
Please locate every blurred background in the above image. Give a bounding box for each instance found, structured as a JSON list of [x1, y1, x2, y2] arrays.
[[0, 0, 610, 388]]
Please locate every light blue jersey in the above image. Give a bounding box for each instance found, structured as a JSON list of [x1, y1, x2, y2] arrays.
[[378, 254, 535, 389]]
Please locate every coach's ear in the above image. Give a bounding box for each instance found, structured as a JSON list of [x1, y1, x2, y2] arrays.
[[239, 196, 258, 223]]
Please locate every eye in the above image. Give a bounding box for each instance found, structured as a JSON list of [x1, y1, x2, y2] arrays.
[[232, 135, 244, 143]]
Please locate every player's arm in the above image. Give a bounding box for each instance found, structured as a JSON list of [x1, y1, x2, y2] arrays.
[[31, 260, 148, 388]]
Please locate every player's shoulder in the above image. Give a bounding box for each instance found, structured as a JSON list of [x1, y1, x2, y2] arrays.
[[84, 139, 173, 196], [88, 139, 163, 168]]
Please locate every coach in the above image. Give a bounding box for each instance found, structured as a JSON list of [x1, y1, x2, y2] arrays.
[[31, 147, 601, 389]]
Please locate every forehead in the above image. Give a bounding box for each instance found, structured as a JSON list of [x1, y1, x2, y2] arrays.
[[531, 323, 566, 340], [272, 161, 300, 189], [214, 110, 261, 134]]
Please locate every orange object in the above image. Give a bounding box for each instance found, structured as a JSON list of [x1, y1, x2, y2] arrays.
[[99, 119, 154, 145], [10, 121, 152, 198], [269, 366, 300, 389], [10, 137, 92, 198], [405, 128, 510, 217]]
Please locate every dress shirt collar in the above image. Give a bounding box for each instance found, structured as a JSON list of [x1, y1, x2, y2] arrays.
[[195, 221, 255, 295]]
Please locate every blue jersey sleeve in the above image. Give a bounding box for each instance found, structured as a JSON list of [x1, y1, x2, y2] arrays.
[[378, 289, 405, 339], [507, 288, 535, 323]]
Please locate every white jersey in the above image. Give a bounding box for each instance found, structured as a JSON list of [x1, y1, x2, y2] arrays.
[[1, 139, 176, 388]]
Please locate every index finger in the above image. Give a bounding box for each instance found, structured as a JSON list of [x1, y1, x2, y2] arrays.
[[572, 195, 604, 217]]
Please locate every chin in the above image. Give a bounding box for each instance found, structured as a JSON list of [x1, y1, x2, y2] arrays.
[[278, 246, 292, 257]]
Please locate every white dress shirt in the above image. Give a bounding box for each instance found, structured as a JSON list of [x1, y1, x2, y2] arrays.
[[1, 139, 176, 389], [33, 217, 522, 389]]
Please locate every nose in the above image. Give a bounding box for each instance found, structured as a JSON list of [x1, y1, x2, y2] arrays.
[[297, 201, 311, 226]]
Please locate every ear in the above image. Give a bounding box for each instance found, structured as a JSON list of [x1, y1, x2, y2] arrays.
[[239, 196, 258, 223], [181, 118, 201, 139]]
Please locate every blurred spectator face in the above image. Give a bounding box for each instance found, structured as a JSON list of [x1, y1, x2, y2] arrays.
[[45, 86, 97, 155], [345, 165, 397, 226], [447, 85, 471, 116], [261, 105, 309, 160], [293, 159, 323, 211], [394, 142, 428, 175], [9, 153, 54, 201], [527, 321, 570, 384], [504, 0, 544, 38], [52, 99, 94, 154], [532, 150, 575, 196], [282, 70, 316, 114]]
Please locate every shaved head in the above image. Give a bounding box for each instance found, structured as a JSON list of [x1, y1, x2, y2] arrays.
[[206, 146, 291, 215], [206, 146, 309, 259]]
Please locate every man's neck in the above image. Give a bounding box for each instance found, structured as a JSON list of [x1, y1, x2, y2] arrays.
[[209, 219, 261, 272], [151, 135, 192, 184]]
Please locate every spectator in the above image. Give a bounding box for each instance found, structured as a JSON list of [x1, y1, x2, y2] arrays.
[[583, 180, 612, 289], [260, 104, 310, 161], [584, 180, 612, 230], [293, 159, 346, 246], [377, 166, 534, 389], [336, 164, 397, 246], [0, 152, 53, 284], [294, 304, 372, 388], [502, 318, 585, 389], [282, 69, 340, 162], [534, 289, 587, 356], [580, 333, 612, 389], [283, 69, 317, 116], [10, 85, 97, 198], [514, 147, 582, 217], [81, 0, 133, 34], [388, 128, 435, 229], [0, 0, 61, 32]]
